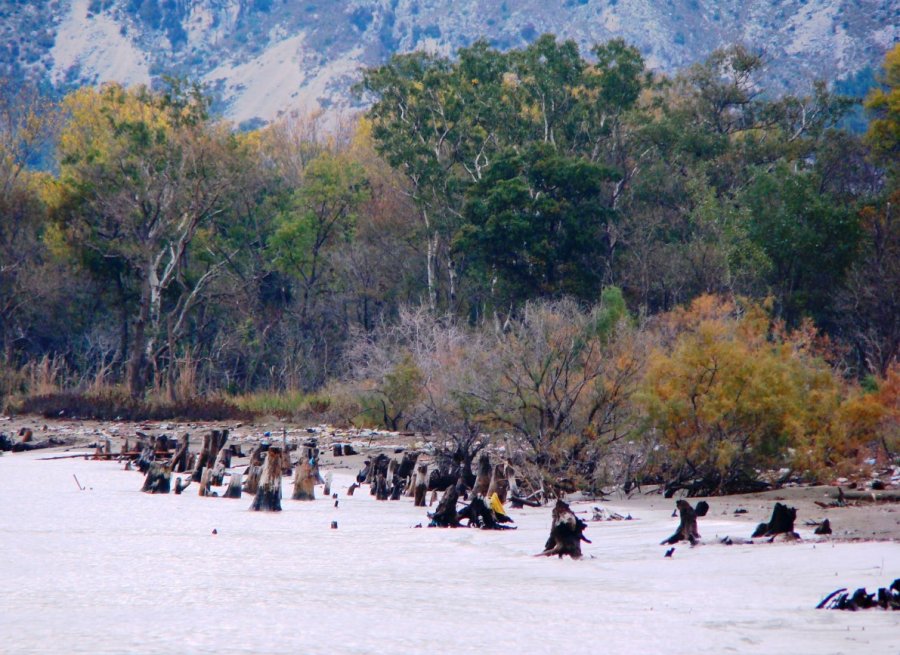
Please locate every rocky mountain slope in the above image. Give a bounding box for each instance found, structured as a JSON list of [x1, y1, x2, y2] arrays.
[[1, 0, 896, 126]]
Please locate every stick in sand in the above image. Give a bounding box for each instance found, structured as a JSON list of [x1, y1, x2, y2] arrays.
[[73, 474, 85, 490]]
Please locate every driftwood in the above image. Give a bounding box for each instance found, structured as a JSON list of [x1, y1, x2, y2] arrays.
[[223, 471, 242, 499], [250, 447, 283, 511], [539, 500, 590, 558], [752, 503, 799, 539], [429, 486, 460, 527], [661, 500, 701, 546], [413, 462, 428, 507], [141, 461, 172, 494], [818, 580, 900, 610], [291, 451, 317, 501]]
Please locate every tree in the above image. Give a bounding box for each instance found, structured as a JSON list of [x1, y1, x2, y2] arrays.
[[865, 44, 900, 177], [51, 82, 239, 397]]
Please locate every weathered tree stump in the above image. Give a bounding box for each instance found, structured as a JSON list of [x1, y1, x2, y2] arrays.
[[243, 465, 262, 495], [487, 463, 510, 503], [539, 500, 590, 558], [323, 472, 333, 497], [751, 502, 799, 539], [170, 433, 190, 473], [174, 476, 190, 494], [210, 442, 232, 486], [141, 461, 172, 494], [192, 430, 228, 482], [223, 471, 242, 499], [472, 453, 491, 497], [814, 518, 832, 535], [249, 447, 283, 511], [459, 496, 516, 530], [428, 486, 460, 527], [198, 467, 212, 497], [661, 499, 701, 546], [414, 462, 428, 507], [136, 444, 154, 474], [375, 473, 389, 501], [291, 452, 317, 501]]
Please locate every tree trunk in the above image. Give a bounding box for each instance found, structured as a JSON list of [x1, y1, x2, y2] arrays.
[[539, 499, 590, 558], [170, 433, 190, 473], [661, 499, 701, 545], [127, 277, 152, 398], [250, 447, 283, 511]]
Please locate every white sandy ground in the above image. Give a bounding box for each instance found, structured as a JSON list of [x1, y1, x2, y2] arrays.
[[0, 453, 898, 655]]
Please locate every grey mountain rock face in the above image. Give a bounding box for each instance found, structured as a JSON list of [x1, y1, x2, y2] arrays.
[[1, 0, 896, 124]]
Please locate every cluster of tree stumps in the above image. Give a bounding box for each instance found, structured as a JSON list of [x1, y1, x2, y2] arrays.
[[818, 580, 900, 611]]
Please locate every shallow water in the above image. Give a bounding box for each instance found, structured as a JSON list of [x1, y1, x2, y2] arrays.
[[0, 453, 897, 654]]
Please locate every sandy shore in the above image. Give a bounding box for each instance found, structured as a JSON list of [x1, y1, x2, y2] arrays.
[[3, 414, 898, 542]]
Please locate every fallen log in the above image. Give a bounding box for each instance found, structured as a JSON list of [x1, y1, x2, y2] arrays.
[[661, 500, 701, 546], [250, 447, 283, 511], [539, 499, 590, 558], [751, 502, 799, 540]]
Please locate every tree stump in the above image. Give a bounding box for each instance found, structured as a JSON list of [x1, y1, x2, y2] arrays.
[[250, 447, 283, 511], [428, 486, 460, 527], [192, 430, 227, 482], [210, 442, 232, 486], [414, 462, 428, 507], [198, 467, 212, 497], [375, 473, 389, 501], [458, 496, 516, 530], [223, 471, 242, 499], [539, 500, 590, 558], [751, 503, 799, 539], [487, 463, 510, 503], [661, 499, 701, 545], [141, 461, 172, 494], [170, 433, 190, 473], [292, 452, 317, 501], [472, 453, 491, 497], [323, 472, 333, 497], [174, 476, 191, 494], [243, 465, 262, 495]]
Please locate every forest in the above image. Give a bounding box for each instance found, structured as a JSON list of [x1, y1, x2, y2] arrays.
[[0, 37, 897, 494]]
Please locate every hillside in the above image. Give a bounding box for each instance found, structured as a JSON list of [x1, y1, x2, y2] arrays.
[[0, 0, 896, 126]]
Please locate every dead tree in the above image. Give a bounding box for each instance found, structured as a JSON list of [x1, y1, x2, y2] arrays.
[[141, 461, 172, 494], [223, 471, 242, 499], [292, 454, 317, 501], [487, 463, 510, 503], [250, 447, 283, 511], [752, 503, 799, 539], [414, 462, 428, 507], [170, 433, 190, 473], [539, 500, 590, 558], [661, 500, 702, 545], [429, 486, 460, 527], [472, 453, 491, 497]]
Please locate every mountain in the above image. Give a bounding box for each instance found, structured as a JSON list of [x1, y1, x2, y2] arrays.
[[1, 0, 896, 126]]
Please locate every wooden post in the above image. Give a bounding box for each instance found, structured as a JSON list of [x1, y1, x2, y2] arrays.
[[661, 500, 701, 545], [539, 500, 591, 558], [250, 447, 283, 511]]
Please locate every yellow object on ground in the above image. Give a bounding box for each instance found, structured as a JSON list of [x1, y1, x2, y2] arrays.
[[489, 492, 507, 516]]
